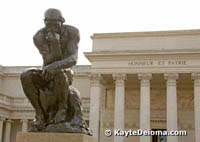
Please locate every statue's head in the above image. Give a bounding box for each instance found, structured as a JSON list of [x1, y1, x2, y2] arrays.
[[44, 8, 65, 33]]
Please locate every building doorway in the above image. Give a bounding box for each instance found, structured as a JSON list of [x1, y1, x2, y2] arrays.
[[152, 129, 167, 142]]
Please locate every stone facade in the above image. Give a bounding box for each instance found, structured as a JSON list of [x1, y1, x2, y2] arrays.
[[85, 29, 200, 142], [1, 29, 200, 142]]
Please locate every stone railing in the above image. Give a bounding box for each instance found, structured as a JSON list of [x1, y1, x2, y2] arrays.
[[0, 93, 90, 119], [0, 93, 33, 111]]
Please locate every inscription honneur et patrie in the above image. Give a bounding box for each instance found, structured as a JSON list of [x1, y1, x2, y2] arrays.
[[128, 60, 187, 67]]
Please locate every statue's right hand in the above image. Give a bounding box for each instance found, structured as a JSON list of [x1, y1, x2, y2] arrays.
[[42, 69, 55, 81], [45, 32, 60, 42]]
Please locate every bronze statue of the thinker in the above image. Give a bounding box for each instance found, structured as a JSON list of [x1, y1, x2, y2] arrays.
[[20, 8, 91, 135]]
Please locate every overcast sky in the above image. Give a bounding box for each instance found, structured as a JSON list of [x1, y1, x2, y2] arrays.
[[0, 0, 200, 66]]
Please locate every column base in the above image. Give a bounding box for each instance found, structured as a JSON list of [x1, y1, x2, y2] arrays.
[[16, 132, 97, 142]]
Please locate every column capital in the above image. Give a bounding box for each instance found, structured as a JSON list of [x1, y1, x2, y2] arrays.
[[164, 73, 179, 80], [5, 119, 13, 123], [192, 73, 200, 87], [138, 73, 152, 87], [138, 73, 152, 80], [164, 73, 179, 86], [20, 119, 29, 123], [112, 73, 127, 81], [192, 73, 200, 80], [112, 74, 126, 86], [0, 118, 5, 121], [89, 74, 102, 86]]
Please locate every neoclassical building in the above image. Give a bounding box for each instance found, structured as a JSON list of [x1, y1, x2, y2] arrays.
[[0, 29, 200, 142]]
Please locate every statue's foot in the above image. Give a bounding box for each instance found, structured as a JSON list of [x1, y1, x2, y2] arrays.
[[30, 115, 46, 131], [32, 119, 45, 129], [46, 112, 55, 124], [51, 109, 67, 124], [43, 122, 92, 135]]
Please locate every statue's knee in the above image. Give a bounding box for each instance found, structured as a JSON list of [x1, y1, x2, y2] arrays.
[[20, 70, 34, 83], [54, 70, 68, 84], [55, 70, 73, 85], [65, 70, 73, 85]]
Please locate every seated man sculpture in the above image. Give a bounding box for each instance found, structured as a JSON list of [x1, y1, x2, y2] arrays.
[[20, 8, 92, 135]]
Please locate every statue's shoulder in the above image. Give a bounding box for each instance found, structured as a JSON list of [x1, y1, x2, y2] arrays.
[[62, 25, 80, 40], [33, 28, 46, 46], [33, 28, 44, 40]]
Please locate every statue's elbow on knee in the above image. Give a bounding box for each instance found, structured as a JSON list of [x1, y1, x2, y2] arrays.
[[20, 68, 36, 85]]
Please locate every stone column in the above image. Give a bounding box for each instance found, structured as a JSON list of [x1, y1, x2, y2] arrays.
[[113, 74, 126, 142], [192, 73, 200, 142], [164, 73, 179, 142], [4, 119, 12, 142], [89, 74, 102, 140], [0, 77, 2, 93], [0, 65, 3, 92], [0, 118, 5, 142], [20, 119, 28, 132], [138, 73, 152, 142]]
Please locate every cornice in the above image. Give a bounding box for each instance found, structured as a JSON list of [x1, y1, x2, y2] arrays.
[[84, 49, 200, 62], [91, 29, 200, 39]]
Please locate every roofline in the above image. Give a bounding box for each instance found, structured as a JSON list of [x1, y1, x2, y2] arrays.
[[91, 29, 200, 39]]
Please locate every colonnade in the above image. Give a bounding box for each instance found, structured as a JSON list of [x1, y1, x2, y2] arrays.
[[89, 73, 200, 142], [0, 119, 28, 142]]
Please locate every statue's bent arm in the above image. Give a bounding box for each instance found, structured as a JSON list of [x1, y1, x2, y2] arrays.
[[56, 27, 80, 69], [41, 27, 80, 71]]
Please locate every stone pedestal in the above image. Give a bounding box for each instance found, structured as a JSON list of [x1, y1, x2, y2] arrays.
[[16, 132, 97, 142]]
